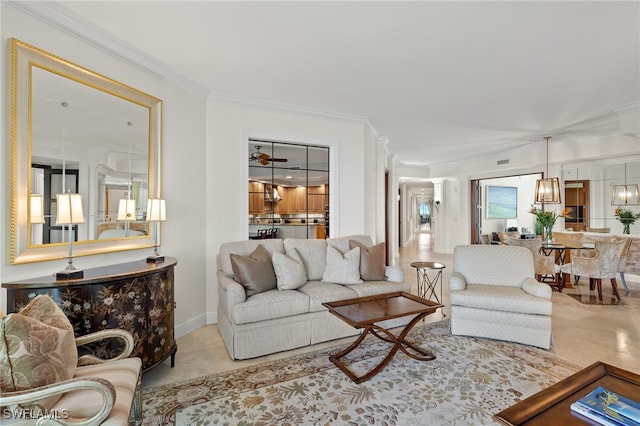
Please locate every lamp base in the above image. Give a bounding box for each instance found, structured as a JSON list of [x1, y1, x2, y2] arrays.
[[56, 269, 84, 280], [147, 255, 165, 264]]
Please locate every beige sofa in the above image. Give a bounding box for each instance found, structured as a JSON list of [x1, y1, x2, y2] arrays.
[[217, 235, 410, 359], [449, 244, 553, 349]]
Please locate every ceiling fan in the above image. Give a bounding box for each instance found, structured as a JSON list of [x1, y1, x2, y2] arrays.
[[249, 146, 288, 165]]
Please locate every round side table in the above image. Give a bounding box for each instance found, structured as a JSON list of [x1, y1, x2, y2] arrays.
[[410, 261, 446, 315]]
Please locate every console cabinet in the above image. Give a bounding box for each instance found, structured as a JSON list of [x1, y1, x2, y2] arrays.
[[2, 257, 178, 373]]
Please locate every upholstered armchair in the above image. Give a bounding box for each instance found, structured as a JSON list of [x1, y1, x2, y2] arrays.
[[509, 238, 561, 289], [560, 240, 626, 301], [497, 231, 520, 244], [449, 245, 553, 349], [617, 238, 633, 294], [0, 295, 142, 425]]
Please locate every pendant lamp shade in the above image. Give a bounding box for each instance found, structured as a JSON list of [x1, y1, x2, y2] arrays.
[[535, 178, 561, 204], [611, 164, 639, 205], [534, 136, 561, 204]]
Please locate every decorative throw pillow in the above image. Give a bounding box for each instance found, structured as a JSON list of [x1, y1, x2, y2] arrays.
[[0, 295, 78, 409], [349, 240, 387, 281], [322, 245, 363, 285], [272, 249, 307, 290], [230, 244, 277, 297]]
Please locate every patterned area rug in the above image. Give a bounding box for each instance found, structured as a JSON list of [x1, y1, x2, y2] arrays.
[[142, 320, 581, 425]]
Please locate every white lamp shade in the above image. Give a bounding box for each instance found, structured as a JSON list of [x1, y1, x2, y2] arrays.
[[117, 199, 137, 221], [56, 193, 85, 225], [611, 184, 640, 205], [146, 198, 166, 221], [30, 194, 45, 224], [534, 177, 561, 204]]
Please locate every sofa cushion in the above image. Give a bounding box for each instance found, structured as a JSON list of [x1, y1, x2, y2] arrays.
[[298, 281, 360, 312], [349, 240, 386, 281], [230, 244, 277, 297], [232, 290, 310, 324], [284, 238, 328, 281], [0, 295, 78, 409], [219, 239, 284, 277], [450, 284, 552, 315], [348, 280, 411, 298], [272, 249, 307, 290], [322, 245, 363, 285]]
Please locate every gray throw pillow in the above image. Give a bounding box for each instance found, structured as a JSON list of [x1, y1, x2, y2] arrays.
[[230, 244, 277, 297], [349, 240, 387, 281]]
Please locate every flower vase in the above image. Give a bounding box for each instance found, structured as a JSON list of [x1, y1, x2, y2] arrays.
[[544, 226, 553, 244], [623, 223, 630, 234]]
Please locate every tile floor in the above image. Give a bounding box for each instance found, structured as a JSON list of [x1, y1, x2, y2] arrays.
[[142, 230, 640, 389]]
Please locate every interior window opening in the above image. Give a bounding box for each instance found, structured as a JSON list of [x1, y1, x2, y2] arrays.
[[248, 140, 329, 240]]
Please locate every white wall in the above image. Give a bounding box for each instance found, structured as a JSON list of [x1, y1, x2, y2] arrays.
[[204, 98, 376, 322], [1, 3, 208, 338], [479, 174, 540, 236]]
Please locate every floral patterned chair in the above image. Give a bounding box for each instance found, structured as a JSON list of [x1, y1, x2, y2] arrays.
[[0, 295, 142, 425]]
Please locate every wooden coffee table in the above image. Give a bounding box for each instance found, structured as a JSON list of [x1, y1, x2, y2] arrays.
[[494, 361, 640, 425], [322, 291, 443, 383]]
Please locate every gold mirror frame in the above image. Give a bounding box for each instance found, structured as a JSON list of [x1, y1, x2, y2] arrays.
[[9, 38, 162, 264]]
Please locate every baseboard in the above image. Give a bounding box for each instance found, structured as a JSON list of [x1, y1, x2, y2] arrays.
[[175, 313, 208, 339]]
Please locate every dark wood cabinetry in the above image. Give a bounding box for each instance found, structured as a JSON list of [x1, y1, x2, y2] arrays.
[[2, 258, 178, 373], [565, 180, 589, 231]]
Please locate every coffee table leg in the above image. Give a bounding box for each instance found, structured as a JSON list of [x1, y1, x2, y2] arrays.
[[329, 311, 435, 384]]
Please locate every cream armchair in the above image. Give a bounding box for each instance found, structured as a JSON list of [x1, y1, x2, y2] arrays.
[[0, 329, 142, 425], [449, 245, 553, 349]]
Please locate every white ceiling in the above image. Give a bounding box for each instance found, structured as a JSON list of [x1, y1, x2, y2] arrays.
[[42, 1, 640, 167]]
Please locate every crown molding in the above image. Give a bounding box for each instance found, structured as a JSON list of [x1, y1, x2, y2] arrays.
[[208, 91, 372, 125], [9, 1, 209, 99]]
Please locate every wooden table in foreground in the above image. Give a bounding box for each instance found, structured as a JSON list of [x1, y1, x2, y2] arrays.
[[493, 361, 640, 425], [322, 291, 443, 384]]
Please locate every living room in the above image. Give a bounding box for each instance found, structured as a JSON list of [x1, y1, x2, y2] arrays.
[[1, 1, 639, 424]]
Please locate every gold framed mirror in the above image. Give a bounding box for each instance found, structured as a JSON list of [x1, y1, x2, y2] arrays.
[[9, 38, 162, 264]]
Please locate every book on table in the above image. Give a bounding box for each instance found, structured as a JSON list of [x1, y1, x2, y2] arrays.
[[571, 402, 628, 426], [571, 386, 640, 426]]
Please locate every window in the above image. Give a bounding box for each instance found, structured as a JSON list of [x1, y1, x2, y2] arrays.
[[248, 140, 329, 240]]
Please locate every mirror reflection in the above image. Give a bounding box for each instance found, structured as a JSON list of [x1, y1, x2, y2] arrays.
[[30, 67, 150, 244], [562, 160, 640, 234], [10, 38, 162, 264]]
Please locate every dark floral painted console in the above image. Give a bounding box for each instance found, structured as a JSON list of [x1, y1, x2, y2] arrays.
[[2, 257, 177, 373]]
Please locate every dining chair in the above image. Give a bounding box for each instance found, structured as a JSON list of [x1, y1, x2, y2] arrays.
[[509, 238, 561, 289], [560, 240, 626, 301], [615, 237, 633, 294]]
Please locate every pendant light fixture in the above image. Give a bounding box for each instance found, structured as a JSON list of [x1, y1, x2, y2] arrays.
[[611, 163, 639, 205], [534, 136, 561, 204]]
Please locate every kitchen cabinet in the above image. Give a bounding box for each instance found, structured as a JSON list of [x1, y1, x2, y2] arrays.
[[308, 185, 328, 213], [249, 181, 265, 213], [287, 186, 307, 212]]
